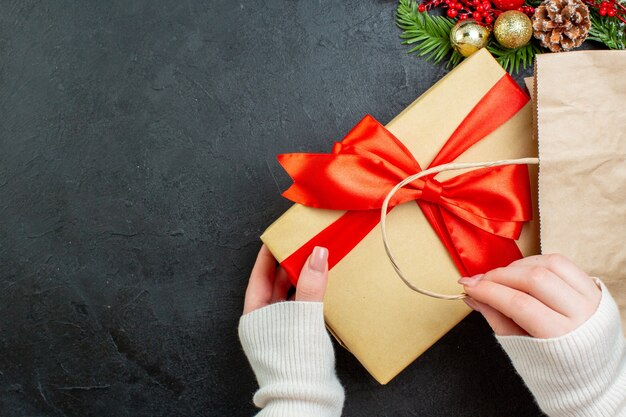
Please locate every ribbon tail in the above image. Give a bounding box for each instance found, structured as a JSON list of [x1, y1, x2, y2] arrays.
[[280, 209, 381, 285]]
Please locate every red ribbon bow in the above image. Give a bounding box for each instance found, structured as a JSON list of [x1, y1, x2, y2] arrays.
[[277, 75, 532, 284]]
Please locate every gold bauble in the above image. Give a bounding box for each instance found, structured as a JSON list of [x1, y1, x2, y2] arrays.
[[450, 19, 491, 58], [493, 11, 532, 49]]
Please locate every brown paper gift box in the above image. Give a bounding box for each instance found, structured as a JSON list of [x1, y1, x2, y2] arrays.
[[261, 49, 540, 384]]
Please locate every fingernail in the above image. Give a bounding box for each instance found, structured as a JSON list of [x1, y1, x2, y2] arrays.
[[457, 274, 483, 288], [309, 246, 328, 273], [463, 297, 480, 312]]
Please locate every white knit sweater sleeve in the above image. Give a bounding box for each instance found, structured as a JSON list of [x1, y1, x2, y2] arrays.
[[497, 281, 626, 417], [238, 301, 345, 417]]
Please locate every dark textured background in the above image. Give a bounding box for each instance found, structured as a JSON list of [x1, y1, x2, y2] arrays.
[[0, 0, 565, 416]]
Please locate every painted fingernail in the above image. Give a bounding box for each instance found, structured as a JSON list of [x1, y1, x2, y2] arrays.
[[457, 274, 483, 287], [309, 246, 328, 273], [463, 298, 480, 312]]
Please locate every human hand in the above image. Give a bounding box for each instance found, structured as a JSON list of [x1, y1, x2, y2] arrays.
[[458, 254, 601, 338], [242, 244, 329, 314]]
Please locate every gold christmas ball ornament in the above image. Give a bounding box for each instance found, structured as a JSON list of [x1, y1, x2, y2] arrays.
[[493, 11, 533, 49], [450, 19, 491, 58]]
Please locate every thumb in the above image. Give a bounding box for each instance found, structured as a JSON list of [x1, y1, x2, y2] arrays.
[[295, 246, 329, 302]]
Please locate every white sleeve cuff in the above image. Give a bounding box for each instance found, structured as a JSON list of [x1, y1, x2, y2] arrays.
[[239, 301, 344, 417], [496, 280, 626, 417]]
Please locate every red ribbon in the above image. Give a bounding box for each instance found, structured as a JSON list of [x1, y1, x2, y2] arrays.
[[278, 75, 532, 284]]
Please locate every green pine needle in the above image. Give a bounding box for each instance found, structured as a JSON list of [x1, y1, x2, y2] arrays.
[[588, 10, 626, 50], [396, 0, 463, 66], [487, 41, 541, 74]]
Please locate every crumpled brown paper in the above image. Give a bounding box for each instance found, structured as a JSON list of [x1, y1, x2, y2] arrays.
[[533, 50, 626, 333]]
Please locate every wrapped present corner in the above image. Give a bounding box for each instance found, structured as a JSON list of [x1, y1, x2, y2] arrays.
[[261, 49, 540, 384]]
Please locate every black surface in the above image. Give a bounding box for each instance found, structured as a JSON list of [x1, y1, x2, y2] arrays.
[[0, 1, 548, 416]]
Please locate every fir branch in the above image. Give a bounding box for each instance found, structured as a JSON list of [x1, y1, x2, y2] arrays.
[[588, 10, 626, 49], [487, 41, 542, 73], [396, 0, 464, 66]]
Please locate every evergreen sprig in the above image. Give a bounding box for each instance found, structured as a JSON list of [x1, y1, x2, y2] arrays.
[[396, 0, 626, 73], [487, 42, 541, 73], [396, 0, 537, 72], [588, 11, 626, 49], [396, 0, 464, 66]]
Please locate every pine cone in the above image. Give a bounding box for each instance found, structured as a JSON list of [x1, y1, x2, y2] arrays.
[[532, 0, 591, 52]]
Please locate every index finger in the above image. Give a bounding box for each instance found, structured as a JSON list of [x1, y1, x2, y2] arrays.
[[508, 254, 599, 297], [463, 279, 568, 338], [243, 245, 277, 314]]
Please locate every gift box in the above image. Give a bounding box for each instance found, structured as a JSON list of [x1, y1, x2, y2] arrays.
[[261, 49, 540, 384]]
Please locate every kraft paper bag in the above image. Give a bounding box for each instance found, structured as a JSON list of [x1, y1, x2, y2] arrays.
[[534, 50, 626, 332]]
